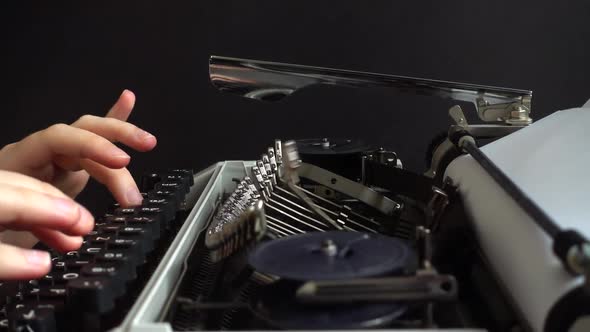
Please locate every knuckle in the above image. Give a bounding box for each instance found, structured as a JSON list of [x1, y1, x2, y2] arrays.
[[11, 187, 34, 217], [0, 142, 17, 154], [43, 123, 69, 137], [76, 114, 98, 126]]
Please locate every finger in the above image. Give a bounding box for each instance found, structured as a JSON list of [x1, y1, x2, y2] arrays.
[[106, 89, 135, 121], [0, 230, 39, 249], [0, 182, 92, 235], [72, 115, 157, 152], [32, 228, 84, 253], [0, 243, 51, 280], [0, 170, 94, 234], [0, 170, 69, 199], [51, 169, 90, 198], [16, 124, 131, 170], [81, 159, 143, 207]]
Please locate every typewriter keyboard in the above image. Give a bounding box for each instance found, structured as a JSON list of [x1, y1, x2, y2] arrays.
[[0, 169, 195, 332]]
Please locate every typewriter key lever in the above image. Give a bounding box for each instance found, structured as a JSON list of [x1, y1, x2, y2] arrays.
[[209, 55, 532, 125]]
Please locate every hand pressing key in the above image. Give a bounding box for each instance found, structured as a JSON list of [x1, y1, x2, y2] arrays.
[[0, 90, 157, 279], [0, 89, 157, 206]]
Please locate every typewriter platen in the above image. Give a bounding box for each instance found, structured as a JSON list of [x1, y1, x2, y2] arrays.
[[3, 57, 590, 332]]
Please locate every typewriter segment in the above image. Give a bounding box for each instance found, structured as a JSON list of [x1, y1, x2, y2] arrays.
[[165, 138, 482, 331], [0, 169, 196, 332], [0, 138, 534, 331]]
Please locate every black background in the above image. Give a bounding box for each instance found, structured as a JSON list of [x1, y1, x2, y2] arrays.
[[1, 1, 589, 213]]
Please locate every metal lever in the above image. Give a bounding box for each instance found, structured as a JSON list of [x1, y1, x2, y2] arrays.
[[297, 162, 401, 216], [296, 274, 458, 303], [209, 55, 533, 125]]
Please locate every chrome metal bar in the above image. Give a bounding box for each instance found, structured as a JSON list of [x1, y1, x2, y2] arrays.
[[271, 189, 378, 233], [266, 215, 305, 234], [276, 185, 380, 227], [209, 55, 533, 123], [266, 204, 326, 232], [265, 220, 297, 236], [268, 198, 327, 228], [266, 224, 290, 237]]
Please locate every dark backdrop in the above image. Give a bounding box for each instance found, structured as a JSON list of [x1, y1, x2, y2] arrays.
[[2, 1, 589, 213]]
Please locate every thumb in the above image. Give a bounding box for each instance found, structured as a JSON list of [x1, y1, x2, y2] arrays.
[[0, 243, 51, 280]]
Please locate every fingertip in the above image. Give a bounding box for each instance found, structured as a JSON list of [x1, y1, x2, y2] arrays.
[[24, 249, 51, 268], [122, 88, 134, 98], [21, 249, 51, 278], [137, 130, 157, 151], [107, 89, 136, 121], [125, 187, 144, 207], [121, 89, 136, 107], [32, 229, 84, 253], [57, 236, 84, 252], [78, 206, 95, 234]]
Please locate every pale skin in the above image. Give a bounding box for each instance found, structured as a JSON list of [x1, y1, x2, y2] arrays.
[[0, 90, 157, 280]]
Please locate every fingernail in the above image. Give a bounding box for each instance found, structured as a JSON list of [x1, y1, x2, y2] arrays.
[[53, 197, 79, 218], [24, 249, 50, 267], [110, 146, 130, 159], [126, 188, 144, 206], [138, 129, 156, 142]]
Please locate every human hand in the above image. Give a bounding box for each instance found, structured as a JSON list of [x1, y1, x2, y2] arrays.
[[0, 90, 157, 207], [0, 170, 94, 280]]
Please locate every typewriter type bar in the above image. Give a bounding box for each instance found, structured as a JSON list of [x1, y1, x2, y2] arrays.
[[209, 55, 533, 125]]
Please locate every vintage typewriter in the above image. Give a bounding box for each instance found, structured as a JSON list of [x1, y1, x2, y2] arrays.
[[1, 56, 589, 332]]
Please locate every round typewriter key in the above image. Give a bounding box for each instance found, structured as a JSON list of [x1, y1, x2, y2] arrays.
[[96, 252, 138, 280], [63, 259, 91, 271], [39, 274, 55, 287], [127, 215, 161, 239], [118, 226, 155, 253], [105, 215, 129, 224], [66, 277, 115, 314], [107, 238, 144, 262], [81, 264, 125, 297], [168, 169, 194, 186], [155, 183, 185, 203], [88, 235, 113, 246], [144, 197, 175, 223], [140, 173, 161, 192], [149, 188, 181, 210], [37, 287, 67, 300], [115, 207, 138, 215], [8, 304, 57, 332], [97, 225, 122, 235], [163, 174, 190, 193], [78, 246, 104, 260]]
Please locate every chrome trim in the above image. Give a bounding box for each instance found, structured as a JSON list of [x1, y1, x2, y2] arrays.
[[209, 55, 533, 124]]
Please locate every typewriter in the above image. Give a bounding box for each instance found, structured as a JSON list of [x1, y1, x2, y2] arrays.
[[1, 56, 589, 332]]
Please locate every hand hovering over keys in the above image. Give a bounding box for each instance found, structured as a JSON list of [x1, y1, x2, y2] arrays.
[[0, 90, 157, 280], [0, 90, 157, 206]]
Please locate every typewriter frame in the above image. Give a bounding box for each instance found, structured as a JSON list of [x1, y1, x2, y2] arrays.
[[112, 56, 539, 332], [111, 161, 489, 332]]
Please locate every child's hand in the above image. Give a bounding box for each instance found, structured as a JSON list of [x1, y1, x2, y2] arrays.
[[0, 90, 156, 207], [0, 170, 94, 280]]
